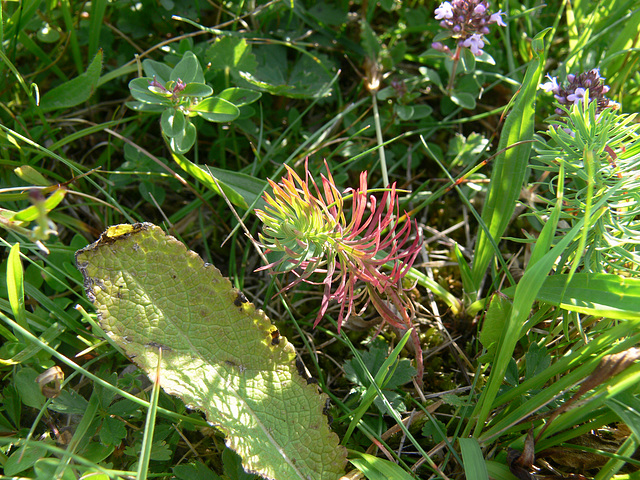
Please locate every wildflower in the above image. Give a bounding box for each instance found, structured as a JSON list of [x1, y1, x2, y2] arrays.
[[256, 160, 425, 382], [539, 74, 560, 93], [147, 76, 186, 100], [256, 160, 421, 328], [539, 68, 614, 115], [433, 0, 506, 57], [431, 42, 452, 55], [435, 2, 454, 19], [463, 34, 485, 56]]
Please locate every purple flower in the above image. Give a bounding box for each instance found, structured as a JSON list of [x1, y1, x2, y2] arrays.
[[539, 74, 560, 93], [541, 69, 614, 115], [567, 87, 586, 105], [433, 0, 506, 57], [463, 34, 485, 55], [490, 10, 506, 26], [435, 2, 454, 19]]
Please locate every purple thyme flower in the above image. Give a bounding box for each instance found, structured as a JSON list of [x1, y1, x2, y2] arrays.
[[433, 0, 506, 57], [435, 2, 454, 19], [462, 34, 485, 56], [539, 68, 614, 115]]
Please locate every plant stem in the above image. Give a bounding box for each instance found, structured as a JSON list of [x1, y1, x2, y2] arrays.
[[446, 45, 462, 92], [371, 92, 389, 188]]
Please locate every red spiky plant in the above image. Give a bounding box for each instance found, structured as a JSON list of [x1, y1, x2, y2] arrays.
[[256, 160, 425, 384]]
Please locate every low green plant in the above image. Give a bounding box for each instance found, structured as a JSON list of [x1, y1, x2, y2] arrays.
[[128, 51, 261, 153]]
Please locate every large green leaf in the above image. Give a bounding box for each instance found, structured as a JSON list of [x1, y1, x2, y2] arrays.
[[75, 224, 346, 480]]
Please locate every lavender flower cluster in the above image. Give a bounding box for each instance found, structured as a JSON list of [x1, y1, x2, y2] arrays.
[[432, 0, 506, 57], [540, 68, 615, 115]]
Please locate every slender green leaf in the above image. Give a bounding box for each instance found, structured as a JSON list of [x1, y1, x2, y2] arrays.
[[607, 392, 640, 443], [137, 353, 162, 480], [505, 273, 640, 320], [469, 29, 549, 292], [87, 0, 107, 59], [349, 451, 415, 480], [471, 209, 588, 436], [39, 50, 103, 112], [7, 243, 27, 339], [171, 151, 267, 210], [459, 438, 489, 480], [12, 188, 66, 222]]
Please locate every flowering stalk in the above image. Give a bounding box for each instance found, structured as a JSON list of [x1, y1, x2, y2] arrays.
[[535, 70, 640, 276], [539, 68, 616, 116], [432, 0, 506, 91], [256, 161, 424, 383]]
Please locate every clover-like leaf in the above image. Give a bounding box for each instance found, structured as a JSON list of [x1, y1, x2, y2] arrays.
[[75, 224, 347, 480]]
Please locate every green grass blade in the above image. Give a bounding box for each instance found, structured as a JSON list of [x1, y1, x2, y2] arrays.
[[0, 311, 201, 426], [59, 0, 83, 74], [349, 451, 417, 480], [341, 329, 412, 445], [54, 391, 101, 479], [459, 438, 489, 480], [136, 349, 162, 480], [481, 325, 640, 442], [470, 211, 588, 437], [469, 29, 549, 294], [7, 243, 27, 341], [513, 273, 640, 320], [87, 0, 108, 60]]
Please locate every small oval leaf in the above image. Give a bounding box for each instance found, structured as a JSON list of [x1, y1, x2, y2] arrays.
[[161, 109, 186, 137], [129, 78, 170, 105], [192, 97, 240, 122], [180, 83, 214, 97], [217, 87, 262, 107], [171, 51, 204, 84]]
